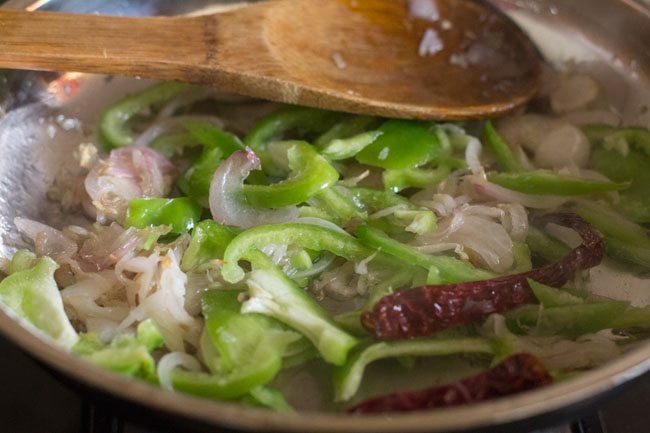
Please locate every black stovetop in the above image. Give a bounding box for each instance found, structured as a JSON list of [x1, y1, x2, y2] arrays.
[[0, 333, 648, 433]]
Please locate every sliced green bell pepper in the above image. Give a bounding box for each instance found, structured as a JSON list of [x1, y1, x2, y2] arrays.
[[356, 120, 441, 170], [242, 141, 339, 208], [74, 320, 164, 382], [506, 301, 629, 338], [242, 253, 358, 365], [124, 197, 202, 235], [354, 224, 493, 283], [99, 82, 189, 149], [0, 256, 78, 348], [307, 186, 367, 224], [184, 120, 245, 157], [586, 124, 650, 222], [178, 146, 223, 207], [244, 106, 342, 175], [484, 121, 525, 172], [320, 130, 382, 161], [526, 226, 570, 263], [571, 200, 650, 269], [334, 337, 494, 401], [180, 220, 237, 271], [315, 115, 380, 147], [382, 166, 450, 193], [221, 223, 373, 283], [487, 170, 629, 196], [173, 290, 300, 399]]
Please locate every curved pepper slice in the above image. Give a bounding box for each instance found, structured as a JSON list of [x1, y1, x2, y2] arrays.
[[334, 337, 494, 401], [242, 141, 339, 208], [484, 121, 525, 173], [124, 197, 202, 235], [99, 82, 189, 149], [487, 170, 629, 196], [242, 252, 358, 366], [355, 224, 493, 284], [382, 166, 451, 193], [171, 290, 301, 400], [180, 220, 237, 271], [356, 120, 441, 170], [348, 353, 552, 414], [221, 223, 373, 283], [244, 106, 343, 175]]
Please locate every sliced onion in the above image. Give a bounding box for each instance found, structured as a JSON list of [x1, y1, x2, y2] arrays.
[[294, 217, 351, 235], [14, 217, 77, 261], [550, 74, 599, 114], [464, 136, 483, 175], [85, 146, 176, 222], [535, 123, 590, 169], [471, 176, 568, 209], [157, 352, 202, 391], [209, 150, 298, 228]]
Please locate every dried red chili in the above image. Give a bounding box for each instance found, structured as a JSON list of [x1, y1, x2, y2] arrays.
[[348, 353, 552, 414], [361, 213, 603, 340]]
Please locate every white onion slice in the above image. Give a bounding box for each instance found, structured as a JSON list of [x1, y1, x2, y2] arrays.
[[14, 217, 77, 261], [550, 74, 599, 114], [157, 352, 202, 391], [464, 136, 483, 175], [209, 150, 298, 228]]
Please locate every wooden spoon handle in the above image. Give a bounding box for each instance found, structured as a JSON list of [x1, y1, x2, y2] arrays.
[[0, 9, 216, 81]]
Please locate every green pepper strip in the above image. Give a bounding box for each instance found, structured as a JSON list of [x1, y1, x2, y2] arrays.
[[484, 121, 525, 172], [307, 186, 367, 223], [242, 141, 339, 208], [172, 290, 300, 400], [315, 115, 380, 147], [354, 224, 493, 284], [583, 124, 650, 154], [528, 279, 583, 307], [0, 256, 78, 348], [382, 166, 451, 193], [526, 226, 570, 263], [99, 82, 189, 149], [348, 187, 411, 212], [221, 223, 374, 283], [243, 251, 358, 366], [356, 119, 442, 170], [320, 130, 383, 161], [571, 200, 650, 269], [239, 386, 294, 412], [244, 106, 343, 175], [178, 147, 223, 207], [180, 220, 237, 271], [334, 337, 494, 401], [506, 301, 629, 339], [124, 197, 202, 235], [184, 120, 245, 157], [149, 132, 199, 158], [487, 170, 629, 196]]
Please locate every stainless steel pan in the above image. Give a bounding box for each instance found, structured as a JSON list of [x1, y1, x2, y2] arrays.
[[0, 0, 649, 431]]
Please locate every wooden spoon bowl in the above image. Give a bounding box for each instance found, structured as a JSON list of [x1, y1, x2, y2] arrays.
[[0, 0, 541, 120]]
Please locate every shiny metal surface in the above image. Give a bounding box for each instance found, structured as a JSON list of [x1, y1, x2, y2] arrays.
[[0, 0, 649, 432]]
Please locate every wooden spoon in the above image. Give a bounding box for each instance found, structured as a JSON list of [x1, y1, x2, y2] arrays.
[[0, 0, 541, 120]]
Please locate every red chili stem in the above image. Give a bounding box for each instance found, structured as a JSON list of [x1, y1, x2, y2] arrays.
[[361, 213, 603, 340], [348, 353, 552, 414]]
